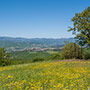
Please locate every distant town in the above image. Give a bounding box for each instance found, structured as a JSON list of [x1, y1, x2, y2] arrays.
[[7, 47, 63, 52]]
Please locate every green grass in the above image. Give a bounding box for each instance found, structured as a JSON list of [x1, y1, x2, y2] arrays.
[[11, 51, 51, 60], [47, 50, 58, 54], [0, 60, 90, 89]]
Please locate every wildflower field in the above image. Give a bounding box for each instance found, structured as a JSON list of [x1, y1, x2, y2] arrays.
[[0, 60, 90, 90]]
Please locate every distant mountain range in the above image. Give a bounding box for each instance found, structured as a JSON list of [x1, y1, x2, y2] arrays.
[[0, 36, 76, 51]]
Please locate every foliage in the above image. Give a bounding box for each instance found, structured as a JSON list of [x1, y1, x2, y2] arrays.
[[63, 43, 83, 59], [0, 48, 11, 66], [10, 59, 32, 65], [83, 48, 90, 59], [52, 53, 64, 60], [8, 51, 54, 65], [32, 57, 45, 62], [68, 7, 90, 47], [0, 61, 90, 89], [11, 51, 51, 60]]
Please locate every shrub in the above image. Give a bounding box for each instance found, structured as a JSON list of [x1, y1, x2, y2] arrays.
[[83, 48, 90, 59], [32, 58, 45, 62], [62, 43, 83, 59], [0, 48, 11, 66], [52, 53, 64, 60]]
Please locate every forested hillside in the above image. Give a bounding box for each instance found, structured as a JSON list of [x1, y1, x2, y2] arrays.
[[0, 37, 75, 49]]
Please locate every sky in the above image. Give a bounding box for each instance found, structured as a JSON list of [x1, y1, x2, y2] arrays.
[[0, 0, 90, 38]]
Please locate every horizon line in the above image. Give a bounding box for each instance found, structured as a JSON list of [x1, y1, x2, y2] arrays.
[[0, 36, 74, 39]]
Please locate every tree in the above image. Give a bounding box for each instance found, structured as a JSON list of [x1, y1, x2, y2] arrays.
[[68, 7, 90, 47], [0, 48, 11, 66], [63, 43, 83, 59]]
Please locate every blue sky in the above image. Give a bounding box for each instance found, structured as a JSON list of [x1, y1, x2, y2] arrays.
[[0, 0, 90, 38]]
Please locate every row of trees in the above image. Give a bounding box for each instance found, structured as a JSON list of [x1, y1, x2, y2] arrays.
[[53, 42, 90, 60]]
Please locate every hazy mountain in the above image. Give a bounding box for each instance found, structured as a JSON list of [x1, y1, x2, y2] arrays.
[[0, 36, 75, 50]]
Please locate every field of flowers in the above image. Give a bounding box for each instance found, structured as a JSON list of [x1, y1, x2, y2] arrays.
[[0, 60, 90, 90]]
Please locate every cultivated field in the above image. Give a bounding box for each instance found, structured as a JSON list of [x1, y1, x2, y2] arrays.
[[0, 60, 90, 90]]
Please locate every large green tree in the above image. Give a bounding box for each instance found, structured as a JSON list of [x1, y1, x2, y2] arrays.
[[68, 7, 90, 47]]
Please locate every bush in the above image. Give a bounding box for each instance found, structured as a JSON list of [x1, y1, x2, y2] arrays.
[[0, 48, 11, 66], [83, 48, 90, 59], [62, 43, 83, 59], [32, 58, 45, 62], [52, 53, 64, 60]]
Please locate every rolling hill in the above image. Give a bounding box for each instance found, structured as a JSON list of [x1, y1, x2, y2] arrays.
[[0, 37, 75, 49]]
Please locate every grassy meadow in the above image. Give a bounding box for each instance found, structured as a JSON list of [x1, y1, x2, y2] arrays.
[[0, 60, 90, 90]]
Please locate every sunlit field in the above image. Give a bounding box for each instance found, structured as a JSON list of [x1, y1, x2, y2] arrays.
[[0, 60, 90, 90]]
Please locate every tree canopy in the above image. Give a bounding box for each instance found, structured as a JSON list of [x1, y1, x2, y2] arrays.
[[63, 43, 83, 59], [68, 7, 90, 47]]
